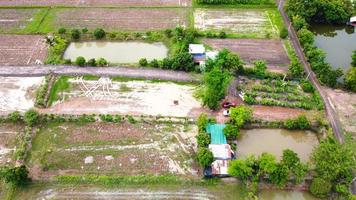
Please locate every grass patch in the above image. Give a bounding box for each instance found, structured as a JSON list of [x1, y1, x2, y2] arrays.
[[47, 76, 70, 106], [20, 8, 50, 33]]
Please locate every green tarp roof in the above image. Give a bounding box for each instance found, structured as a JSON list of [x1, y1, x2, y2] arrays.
[[206, 123, 227, 144]]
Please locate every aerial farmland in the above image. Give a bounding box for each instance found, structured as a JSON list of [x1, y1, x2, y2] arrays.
[[0, 0, 354, 199]]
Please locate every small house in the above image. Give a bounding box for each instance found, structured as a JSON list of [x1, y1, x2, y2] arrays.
[[189, 44, 206, 64]]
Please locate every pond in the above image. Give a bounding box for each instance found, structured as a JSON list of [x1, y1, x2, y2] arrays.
[[63, 41, 168, 64], [236, 129, 319, 161], [259, 190, 318, 200], [310, 24, 356, 71]]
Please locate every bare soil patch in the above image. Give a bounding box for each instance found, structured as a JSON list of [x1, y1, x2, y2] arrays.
[[0, 77, 44, 114], [43, 78, 202, 118], [0, 35, 47, 66], [0, 0, 191, 7], [252, 105, 306, 120], [323, 87, 356, 135], [194, 9, 275, 37], [28, 122, 199, 180], [204, 39, 290, 66], [0, 123, 23, 166], [0, 9, 39, 33], [50, 8, 188, 31]]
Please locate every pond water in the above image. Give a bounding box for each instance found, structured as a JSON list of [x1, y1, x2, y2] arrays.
[[63, 41, 168, 64], [259, 190, 318, 200], [236, 129, 319, 161], [310, 24, 356, 70]]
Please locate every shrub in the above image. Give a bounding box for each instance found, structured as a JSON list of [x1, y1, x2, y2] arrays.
[[352, 50, 356, 67], [228, 158, 253, 180], [219, 31, 227, 38], [87, 58, 97, 67], [300, 79, 314, 93], [97, 58, 108, 67], [7, 111, 21, 123], [64, 59, 72, 65], [197, 113, 209, 132], [149, 59, 160, 68], [58, 27, 66, 34], [253, 60, 267, 77], [75, 56, 86, 66], [223, 124, 240, 139], [0, 165, 30, 186], [279, 27, 288, 39], [344, 67, 356, 92], [71, 29, 81, 40], [82, 28, 88, 33], [229, 105, 253, 128], [297, 28, 314, 47], [139, 58, 148, 66], [94, 28, 106, 39], [196, 148, 214, 167], [127, 116, 136, 124], [164, 29, 173, 38], [284, 115, 311, 130], [291, 15, 308, 31], [196, 132, 210, 147], [24, 109, 39, 126], [310, 178, 332, 198]]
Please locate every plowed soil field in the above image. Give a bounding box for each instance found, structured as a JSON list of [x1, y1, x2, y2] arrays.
[[204, 38, 290, 66], [0, 35, 47, 66], [0, 9, 39, 33], [0, 0, 191, 7], [46, 8, 189, 31]]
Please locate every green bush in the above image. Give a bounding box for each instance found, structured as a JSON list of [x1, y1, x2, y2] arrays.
[[196, 0, 274, 5], [87, 58, 97, 67], [196, 148, 214, 167], [127, 116, 136, 124], [344, 67, 356, 92], [97, 58, 108, 67], [24, 109, 39, 126], [284, 115, 311, 130], [279, 27, 288, 39], [149, 59, 160, 68], [219, 31, 227, 38], [7, 111, 21, 123], [196, 132, 210, 147], [139, 58, 148, 66], [58, 27, 66, 34], [197, 113, 209, 132], [223, 124, 240, 139], [82, 28, 88, 33], [75, 56, 86, 67], [94, 28, 106, 39], [71, 29, 81, 40], [164, 29, 173, 38], [352, 50, 356, 67], [64, 59, 72, 65], [300, 79, 314, 93], [0, 165, 30, 186], [310, 178, 332, 198]]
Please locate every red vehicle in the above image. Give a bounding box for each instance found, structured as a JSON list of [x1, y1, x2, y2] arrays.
[[222, 101, 237, 108]]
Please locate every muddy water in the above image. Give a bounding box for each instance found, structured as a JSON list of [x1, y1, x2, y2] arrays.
[[236, 129, 319, 161], [311, 24, 356, 70], [63, 41, 168, 63], [259, 190, 318, 200]]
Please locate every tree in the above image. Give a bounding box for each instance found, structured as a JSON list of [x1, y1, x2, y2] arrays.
[[223, 124, 240, 139], [352, 50, 356, 67], [139, 58, 148, 66], [196, 148, 214, 167], [229, 106, 253, 128], [202, 67, 231, 110], [281, 149, 300, 169], [291, 15, 308, 31], [58, 27, 66, 34], [311, 136, 355, 181], [196, 132, 210, 147], [279, 27, 288, 39], [75, 56, 86, 67], [228, 159, 253, 180], [87, 58, 96, 66], [171, 52, 194, 72], [24, 109, 39, 126], [253, 60, 267, 77], [197, 113, 209, 132], [71, 29, 81, 40], [82, 28, 88, 33], [310, 178, 332, 198], [288, 58, 303, 78], [344, 67, 356, 92], [258, 153, 277, 175], [0, 165, 30, 186], [270, 163, 289, 187], [93, 28, 106, 39], [97, 58, 108, 67], [297, 28, 314, 47]]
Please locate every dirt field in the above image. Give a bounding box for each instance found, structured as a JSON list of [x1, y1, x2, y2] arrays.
[[0, 35, 47, 66], [204, 39, 290, 66], [323, 87, 356, 135], [0, 0, 191, 7], [194, 9, 278, 37], [0, 77, 44, 114], [46, 8, 189, 31], [0, 9, 40, 33], [43, 78, 203, 118], [28, 122, 199, 179], [0, 123, 23, 166]]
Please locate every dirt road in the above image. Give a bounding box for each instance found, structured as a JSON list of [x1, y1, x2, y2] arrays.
[[0, 65, 200, 83], [276, 0, 344, 143]]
